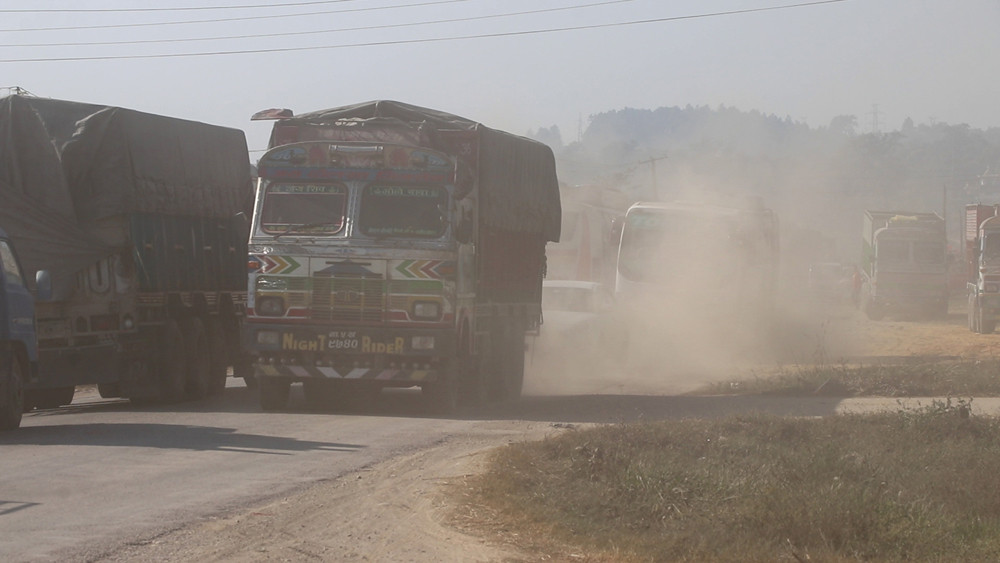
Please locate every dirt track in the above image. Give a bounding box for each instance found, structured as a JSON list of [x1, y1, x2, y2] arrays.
[[93, 299, 997, 562]]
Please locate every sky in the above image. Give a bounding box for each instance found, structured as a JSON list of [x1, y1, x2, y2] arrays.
[[2, 0, 998, 159]]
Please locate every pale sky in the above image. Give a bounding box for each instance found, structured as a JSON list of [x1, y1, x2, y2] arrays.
[[2, 0, 998, 159]]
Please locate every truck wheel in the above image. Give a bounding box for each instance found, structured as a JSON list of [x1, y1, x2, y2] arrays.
[[259, 378, 290, 411], [158, 320, 187, 403], [423, 362, 459, 415], [182, 317, 212, 400], [502, 331, 526, 401], [863, 300, 885, 321], [303, 379, 338, 411], [233, 356, 257, 390], [982, 315, 996, 334], [205, 319, 228, 396], [97, 383, 121, 399], [0, 353, 24, 430], [27, 386, 76, 410]]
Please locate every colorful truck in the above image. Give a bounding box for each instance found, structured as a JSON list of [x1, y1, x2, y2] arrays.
[[860, 211, 948, 321], [965, 204, 1000, 333], [245, 101, 561, 412], [0, 228, 50, 429], [0, 95, 253, 406]]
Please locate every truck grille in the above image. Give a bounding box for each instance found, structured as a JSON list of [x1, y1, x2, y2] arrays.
[[310, 277, 386, 323]]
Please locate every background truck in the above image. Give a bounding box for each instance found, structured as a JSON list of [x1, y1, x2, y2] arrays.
[[860, 210, 949, 321], [0, 228, 50, 429], [614, 199, 779, 317], [965, 204, 1000, 333], [0, 94, 253, 406], [245, 100, 561, 412]]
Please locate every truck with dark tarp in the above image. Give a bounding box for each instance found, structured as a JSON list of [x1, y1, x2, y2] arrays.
[[0, 95, 252, 407], [860, 210, 948, 321], [246, 100, 561, 412]]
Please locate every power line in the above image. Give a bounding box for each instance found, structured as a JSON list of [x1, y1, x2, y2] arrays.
[[0, 0, 852, 63], [0, 0, 636, 49], [0, 0, 357, 13], [0, 0, 468, 33]]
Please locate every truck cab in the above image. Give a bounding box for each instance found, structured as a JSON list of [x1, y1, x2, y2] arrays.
[[0, 228, 50, 429]]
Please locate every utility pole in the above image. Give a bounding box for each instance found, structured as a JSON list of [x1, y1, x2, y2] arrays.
[[869, 103, 884, 134], [637, 154, 669, 199]]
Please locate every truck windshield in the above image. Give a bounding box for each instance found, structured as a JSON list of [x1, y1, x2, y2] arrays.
[[983, 234, 1000, 264], [359, 185, 448, 238], [618, 209, 730, 282], [913, 241, 944, 264], [877, 239, 909, 265], [260, 183, 347, 235]]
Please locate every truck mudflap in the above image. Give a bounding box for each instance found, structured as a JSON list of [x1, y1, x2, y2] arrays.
[[254, 363, 440, 382]]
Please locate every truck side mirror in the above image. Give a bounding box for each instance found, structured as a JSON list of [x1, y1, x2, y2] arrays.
[[454, 206, 474, 244], [35, 269, 52, 302]]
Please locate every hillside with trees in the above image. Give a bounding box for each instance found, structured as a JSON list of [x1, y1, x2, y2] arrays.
[[530, 106, 1000, 265]]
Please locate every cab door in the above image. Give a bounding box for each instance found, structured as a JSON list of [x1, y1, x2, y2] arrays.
[[0, 239, 37, 362]]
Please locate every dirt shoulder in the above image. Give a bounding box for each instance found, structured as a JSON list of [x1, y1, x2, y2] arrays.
[[92, 421, 559, 563]]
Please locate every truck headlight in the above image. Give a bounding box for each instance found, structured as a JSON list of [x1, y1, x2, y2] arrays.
[[256, 296, 286, 316], [411, 336, 436, 350], [411, 301, 441, 320], [256, 331, 280, 346]]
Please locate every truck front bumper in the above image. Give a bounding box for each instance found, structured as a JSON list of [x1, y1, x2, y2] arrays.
[[245, 323, 456, 383]]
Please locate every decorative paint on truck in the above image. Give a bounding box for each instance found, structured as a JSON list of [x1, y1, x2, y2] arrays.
[[246, 101, 560, 413]]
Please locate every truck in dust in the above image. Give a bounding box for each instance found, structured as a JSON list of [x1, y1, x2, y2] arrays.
[[0, 95, 253, 407], [859, 210, 948, 321], [545, 184, 628, 289], [965, 204, 1000, 333], [0, 228, 51, 429], [614, 200, 779, 316], [245, 101, 561, 412]]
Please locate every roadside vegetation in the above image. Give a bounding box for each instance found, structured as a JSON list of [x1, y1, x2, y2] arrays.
[[463, 400, 1000, 561], [699, 359, 1000, 397]]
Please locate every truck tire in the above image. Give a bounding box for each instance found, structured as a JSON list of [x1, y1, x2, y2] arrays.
[[27, 386, 75, 410], [423, 361, 459, 415], [205, 319, 228, 396], [0, 353, 24, 430], [158, 320, 187, 403], [232, 356, 257, 390], [502, 330, 525, 401], [182, 317, 212, 400], [97, 383, 121, 399], [303, 379, 338, 411], [259, 378, 290, 411]]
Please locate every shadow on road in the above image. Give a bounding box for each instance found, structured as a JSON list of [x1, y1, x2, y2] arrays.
[[0, 422, 364, 454]]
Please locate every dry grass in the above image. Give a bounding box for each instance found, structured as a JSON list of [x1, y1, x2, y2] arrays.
[[463, 400, 1000, 562], [699, 359, 1000, 398]]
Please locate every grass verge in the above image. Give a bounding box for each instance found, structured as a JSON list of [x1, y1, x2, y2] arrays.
[[698, 359, 1000, 397], [462, 400, 1000, 562]]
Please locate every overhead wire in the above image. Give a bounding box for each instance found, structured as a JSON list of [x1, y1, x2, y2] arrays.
[[0, 0, 469, 33], [0, 0, 637, 48], [0, 0, 359, 13], [0, 0, 852, 64]]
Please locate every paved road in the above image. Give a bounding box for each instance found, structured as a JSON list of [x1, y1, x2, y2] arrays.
[[5, 379, 1000, 562]]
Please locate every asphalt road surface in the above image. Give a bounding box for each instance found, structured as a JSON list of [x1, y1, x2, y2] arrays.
[[5, 373, 1000, 562]]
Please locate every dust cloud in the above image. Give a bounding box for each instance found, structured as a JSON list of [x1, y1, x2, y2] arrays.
[[525, 186, 868, 397]]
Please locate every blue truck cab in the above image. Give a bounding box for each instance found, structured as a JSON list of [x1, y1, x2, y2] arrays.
[[0, 228, 50, 429]]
